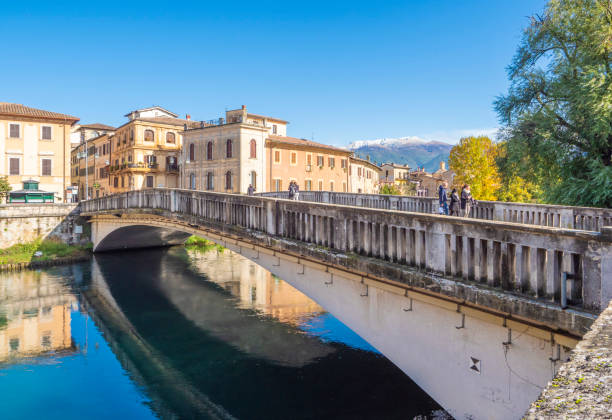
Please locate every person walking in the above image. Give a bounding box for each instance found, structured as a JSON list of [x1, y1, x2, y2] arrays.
[[461, 184, 475, 218], [449, 188, 460, 216], [293, 182, 300, 201], [288, 181, 295, 200], [438, 182, 448, 215], [247, 184, 255, 196]]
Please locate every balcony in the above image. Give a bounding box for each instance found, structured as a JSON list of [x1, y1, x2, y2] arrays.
[[166, 163, 179, 173]]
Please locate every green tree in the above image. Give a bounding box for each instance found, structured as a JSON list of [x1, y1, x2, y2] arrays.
[[0, 176, 10, 203], [495, 0, 612, 207], [448, 136, 501, 201], [379, 184, 401, 195]]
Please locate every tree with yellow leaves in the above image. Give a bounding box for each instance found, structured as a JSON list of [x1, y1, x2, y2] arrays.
[[448, 136, 500, 201]]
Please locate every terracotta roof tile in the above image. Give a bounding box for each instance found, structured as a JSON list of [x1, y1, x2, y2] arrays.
[[79, 123, 115, 131], [266, 135, 350, 154], [0, 102, 79, 122]]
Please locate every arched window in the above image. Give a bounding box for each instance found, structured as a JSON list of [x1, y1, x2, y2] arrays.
[[144, 129, 154, 142], [250, 171, 257, 189], [207, 141, 213, 160], [189, 173, 196, 190], [166, 132, 176, 144], [250, 139, 256, 159], [225, 171, 232, 190], [189, 143, 195, 161], [226, 139, 232, 158], [207, 172, 214, 190]]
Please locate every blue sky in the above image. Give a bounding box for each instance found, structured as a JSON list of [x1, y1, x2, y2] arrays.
[[1, 0, 546, 145]]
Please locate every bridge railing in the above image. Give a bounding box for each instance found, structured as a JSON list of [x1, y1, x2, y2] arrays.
[[258, 191, 612, 231], [82, 189, 612, 312]]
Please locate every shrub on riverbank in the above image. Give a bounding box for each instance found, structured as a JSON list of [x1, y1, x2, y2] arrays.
[[184, 236, 224, 252], [0, 239, 92, 265]]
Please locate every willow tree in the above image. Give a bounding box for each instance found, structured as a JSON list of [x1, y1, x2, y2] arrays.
[[495, 0, 612, 207], [449, 136, 500, 201]]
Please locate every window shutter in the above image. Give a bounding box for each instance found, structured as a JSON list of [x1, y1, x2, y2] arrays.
[[9, 158, 19, 175], [42, 159, 52, 176]]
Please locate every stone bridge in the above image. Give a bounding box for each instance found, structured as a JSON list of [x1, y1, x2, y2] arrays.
[[80, 188, 612, 419]]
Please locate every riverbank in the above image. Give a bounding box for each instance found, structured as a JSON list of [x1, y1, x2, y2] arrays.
[[0, 239, 92, 271]]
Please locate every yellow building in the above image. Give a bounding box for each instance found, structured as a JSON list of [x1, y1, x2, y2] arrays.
[[71, 132, 114, 199], [1, 103, 79, 202], [108, 106, 196, 192]]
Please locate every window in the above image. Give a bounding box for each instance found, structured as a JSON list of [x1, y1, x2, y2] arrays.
[[272, 124, 277, 134], [226, 139, 233, 158], [290, 152, 297, 165], [250, 171, 257, 189], [342, 181, 347, 192], [9, 158, 19, 175], [206, 172, 214, 190], [9, 124, 19, 138], [189, 143, 195, 161], [41, 126, 52, 140], [146, 175, 154, 188], [305, 180, 312, 191], [113, 177, 118, 188], [144, 129, 154, 142], [274, 179, 282, 192], [189, 173, 196, 190], [41, 159, 52, 176], [250, 139, 256, 158], [130, 129, 134, 142], [207, 141, 213, 160], [358, 167, 362, 177], [328, 157, 335, 168], [121, 176, 125, 188], [317, 155, 324, 167], [330, 181, 334, 192], [307, 154, 312, 165], [274, 150, 281, 163], [225, 171, 232, 190], [349, 166, 352, 176], [166, 132, 176, 144], [318, 180, 323, 191], [341, 159, 347, 169]]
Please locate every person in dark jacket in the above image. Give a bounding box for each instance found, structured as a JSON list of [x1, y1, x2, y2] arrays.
[[288, 181, 295, 199], [460, 184, 475, 217], [449, 188, 460, 216], [438, 182, 448, 215], [247, 184, 255, 196]]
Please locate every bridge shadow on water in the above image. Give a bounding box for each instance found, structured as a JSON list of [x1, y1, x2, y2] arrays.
[[90, 246, 446, 420]]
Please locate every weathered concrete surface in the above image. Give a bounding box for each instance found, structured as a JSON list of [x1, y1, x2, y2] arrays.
[[0, 204, 88, 248], [526, 300, 612, 419]]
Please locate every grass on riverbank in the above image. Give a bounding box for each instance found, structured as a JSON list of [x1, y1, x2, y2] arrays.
[[184, 236, 225, 253], [0, 239, 92, 265]]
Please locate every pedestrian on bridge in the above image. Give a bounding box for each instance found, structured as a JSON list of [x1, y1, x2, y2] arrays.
[[438, 182, 448, 215], [449, 188, 460, 216], [247, 184, 255, 196], [461, 184, 475, 218]]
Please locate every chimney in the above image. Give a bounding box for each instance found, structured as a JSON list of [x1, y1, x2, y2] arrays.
[[241, 105, 246, 110], [439, 161, 446, 171], [186, 114, 191, 121]]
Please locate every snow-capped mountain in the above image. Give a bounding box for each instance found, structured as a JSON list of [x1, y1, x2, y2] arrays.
[[348, 136, 453, 172]]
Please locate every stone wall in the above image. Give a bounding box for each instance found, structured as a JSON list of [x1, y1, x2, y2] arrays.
[[0, 204, 88, 248]]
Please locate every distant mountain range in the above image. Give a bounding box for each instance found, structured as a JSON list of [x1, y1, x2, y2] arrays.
[[348, 137, 453, 172]]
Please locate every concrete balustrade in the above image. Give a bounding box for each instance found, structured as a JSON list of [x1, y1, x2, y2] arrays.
[[259, 191, 612, 231], [81, 189, 612, 313]]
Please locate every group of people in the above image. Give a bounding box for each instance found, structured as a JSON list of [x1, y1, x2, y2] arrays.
[[438, 182, 475, 217], [288, 181, 300, 200]]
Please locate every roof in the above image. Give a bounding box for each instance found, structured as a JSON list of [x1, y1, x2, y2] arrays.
[[381, 162, 411, 169], [124, 106, 178, 118], [79, 123, 115, 131], [350, 155, 381, 170], [266, 135, 350, 154], [134, 116, 200, 128], [0, 102, 79, 122], [247, 113, 288, 124]]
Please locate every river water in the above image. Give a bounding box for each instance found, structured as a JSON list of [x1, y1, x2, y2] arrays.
[[0, 245, 445, 419]]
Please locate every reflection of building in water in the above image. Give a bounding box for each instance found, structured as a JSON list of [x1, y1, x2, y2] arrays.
[[0, 270, 75, 362], [187, 248, 323, 325]]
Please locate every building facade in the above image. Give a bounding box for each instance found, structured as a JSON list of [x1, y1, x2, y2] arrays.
[[348, 156, 380, 194], [0, 103, 79, 202], [71, 133, 114, 199], [181, 105, 351, 194]]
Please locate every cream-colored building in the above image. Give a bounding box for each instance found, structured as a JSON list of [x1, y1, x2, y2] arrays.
[[70, 122, 115, 147], [379, 163, 411, 186], [71, 132, 114, 199], [349, 156, 380, 194], [1, 103, 79, 202], [181, 105, 351, 193]]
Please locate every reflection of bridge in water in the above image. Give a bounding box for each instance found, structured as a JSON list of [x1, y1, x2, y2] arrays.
[[81, 189, 612, 419]]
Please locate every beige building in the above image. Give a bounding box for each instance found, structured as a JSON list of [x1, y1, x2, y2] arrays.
[[379, 163, 411, 186], [349, 156, 380, 194], [410, 161, 455, 197], [71, 132, 114, 199], [70, 122, 115, 147], [1, 103, 79, 202], [181, 105, 351, 193]]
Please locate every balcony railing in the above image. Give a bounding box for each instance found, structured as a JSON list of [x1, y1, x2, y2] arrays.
[[166, 164, 179, 172]]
